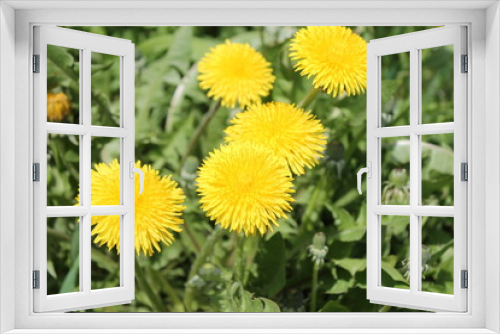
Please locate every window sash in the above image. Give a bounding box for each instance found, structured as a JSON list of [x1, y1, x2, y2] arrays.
[[33, 26, 136, 313], [366, 26, 468, 312]]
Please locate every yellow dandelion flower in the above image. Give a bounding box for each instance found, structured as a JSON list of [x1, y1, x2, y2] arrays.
[[225, 102, 327, 175], [84, 160, 186, 256], [198, 40, 275, 108], [47, 92, 71, 122], [290, 26, 367, 97], [196, 142, 295, 236]]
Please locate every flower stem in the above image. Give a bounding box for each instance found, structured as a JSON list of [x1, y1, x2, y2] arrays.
[[184, 227, 225, 311], [179, 99, 222, 172], [298, 87, 321, 110], [310, 262, 320, 312], [161, 274, 185, 312], [379, 305, 392, 312], [236, 233, 246, 283], [165, 63, 198, 132], [301, 171, 327, 231], [188, 226, 224, 280], [135, 258, 165, 312], [183, 222, 202, 254]]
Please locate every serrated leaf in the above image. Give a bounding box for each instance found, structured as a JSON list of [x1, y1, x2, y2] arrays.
[[165, 26, 193, 75], [59, 259, 78, 294], [334, 258, 366, 277], [261, 298, 280, 312], [422, 141, 454, 175], [327, 206, 366, 242], [320, 300, 350, 312], [251, 232, 286, 296], [390, 140, 411, 164], [381, 261, 407, 283], [326, 206, 356, 228], [137, 34, 174, 59], [326, 279, 353, 294], [47, 45, 74, 69], [337, 226, 366, 242]]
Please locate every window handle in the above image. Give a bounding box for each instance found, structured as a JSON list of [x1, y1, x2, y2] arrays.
[[129, 162, 145, 195], [357, 162, 372, 195]]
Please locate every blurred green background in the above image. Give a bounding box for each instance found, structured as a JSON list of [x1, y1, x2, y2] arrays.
[[45, 26, 454, 313]]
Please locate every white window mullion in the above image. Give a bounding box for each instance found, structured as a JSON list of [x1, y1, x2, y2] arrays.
[[121, 49, 135, 297], [33, 28, 48, 311], [81, 47, 92, 295], [453, 26, 468, 303], [366, 44, 379, 300], [409, 47, 420, 295]]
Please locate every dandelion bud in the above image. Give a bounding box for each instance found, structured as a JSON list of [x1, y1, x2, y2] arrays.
[[198, 263, 222, 282], [308, 232, 329, 265], [47, 92, 71, 122]]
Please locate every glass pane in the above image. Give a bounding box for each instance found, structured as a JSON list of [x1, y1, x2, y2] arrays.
[[91, 215, 121, 290], [381, 215, 410, 290], [47, 217, 80, 295], [91, 52, 121, 127], [381, 52, 410, 127], [421, 133, 454, 206], [47, 134, 80, 206], [91, 137, 121, 206], [47, 45, 80, 124], [421, 45, 454, 124], [381, 137, 410, 205], [421, 216, 454, 295]]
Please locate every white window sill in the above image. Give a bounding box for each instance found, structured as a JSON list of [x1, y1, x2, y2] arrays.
[[4, 329, 497, 334]]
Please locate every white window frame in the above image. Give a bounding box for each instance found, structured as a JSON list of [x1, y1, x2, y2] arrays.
[[0, 1, 499, 333]]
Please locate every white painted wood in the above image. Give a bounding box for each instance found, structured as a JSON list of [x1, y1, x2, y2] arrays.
[[412, 123, 454, 135], [33, 26, 135, 313], [372, 206, 454, 217], [9, 5, 489, 333], [46, 206, 129, 217], [3, 0, 497, 10], [121, 36, 136, 301], [0, 2, 17, 333], [1, 329, 498, 334], [82, 46, 92, 299], [485, 3, 500, 332], [409, 47, 420, 296], [373, 123, 454, 138], [367, 26, 467, 312], [46, 123, 130, 137]]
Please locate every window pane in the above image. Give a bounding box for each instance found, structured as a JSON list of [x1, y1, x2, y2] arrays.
[[91, 215, 121, 290], [421, 216, 454, 295], [47, 217, 80, 295], [381, 52, 410, 127], [421, 45, 454, 124], [91, 52, 121, 127], [381, 137, 410, 205], [47, 134, 80, 206], [421, 133, 454, 206], [47, 45, 80, 124], [91, 137, 121, 206], [380, 215, 410, 290]]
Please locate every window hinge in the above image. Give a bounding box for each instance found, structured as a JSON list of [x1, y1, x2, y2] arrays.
[[461, 162, 468, 181], [33, 270, 40, 289], [33, 54, 40, 73], [461, 54, 468, 73], [461, 270, 468, 289], [33, 163, 40, 182]]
